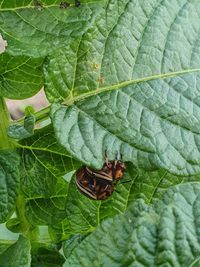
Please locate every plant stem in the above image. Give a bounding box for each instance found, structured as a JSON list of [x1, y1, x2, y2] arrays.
[[17, 105, 50, 125], [0, 97, 13, 149], [16, 195, 38, 240]]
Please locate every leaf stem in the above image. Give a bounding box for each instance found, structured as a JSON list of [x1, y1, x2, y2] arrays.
[[0, 97, 13, 149], [16, 195, 38, 240], [16, 105, 50, 125]]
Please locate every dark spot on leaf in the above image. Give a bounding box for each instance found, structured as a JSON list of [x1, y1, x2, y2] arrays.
[[97, 76, 104, 84], [92, 62, 100, 69]]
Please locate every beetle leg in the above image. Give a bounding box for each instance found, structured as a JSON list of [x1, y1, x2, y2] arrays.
[[113, 151, 118, 168], [88, 177, 96, 190], [119, 180, 131, 184], [114, 189, 120, 193], [104, 149, 109, 165]]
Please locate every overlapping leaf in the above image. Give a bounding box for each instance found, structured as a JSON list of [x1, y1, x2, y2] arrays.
[[64, 182, 200, 267]]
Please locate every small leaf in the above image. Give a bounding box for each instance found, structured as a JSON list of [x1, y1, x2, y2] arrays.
[[0, 235, 31, 267], [24, 106, 35, 116], [0, 53, 44, 99], [0, 150, 20, 223], [64, 182, 200, 267], [8, 113, 35, 140]]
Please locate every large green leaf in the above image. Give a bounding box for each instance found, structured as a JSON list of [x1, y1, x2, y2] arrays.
[[45, 0, 200, 101], [0, 150, 20, 223], [0, 235, 31, 267], [52, 72, 200, 176], [64, 182, 200, 267], [0, 1, 102, 57], [0, 53, 44, 99], [48, 0, 200, 176]]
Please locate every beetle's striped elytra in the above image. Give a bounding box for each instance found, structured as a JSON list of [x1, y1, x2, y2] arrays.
[[75, 152, 126, 200]]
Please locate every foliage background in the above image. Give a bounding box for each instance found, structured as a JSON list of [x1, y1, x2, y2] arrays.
[[0, 0, 200, 266]]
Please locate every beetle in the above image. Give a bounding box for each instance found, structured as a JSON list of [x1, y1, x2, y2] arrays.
[[75, 0, 81, 7], [85, 151, 126, 183], [34, 0, 43, 11], [75, 152, 126, 200], [76, 167, 115, 200], [59, 1, 70, 8]]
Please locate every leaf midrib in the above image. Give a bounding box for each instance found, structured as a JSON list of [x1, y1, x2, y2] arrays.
[[0, 4, 80, 11], [66, 68, 200, 105]]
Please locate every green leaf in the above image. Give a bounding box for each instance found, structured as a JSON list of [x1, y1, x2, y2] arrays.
[[0, 235, 31, 267], [64, 182, 200, 267], [0, 150, 20, 223], [0, 2, 102, 57], [45, 0, 200, 176], [17, 125, 80, 231], [8, 113, 35, 140], [52, 72, 200, 176], [63, 234, 87, 259], [19, 125, 80, 198], [0, 53, 44, 99], [44, 0, 200, 101], [190, 258, 200, 267], [31, 242, 65, 267]]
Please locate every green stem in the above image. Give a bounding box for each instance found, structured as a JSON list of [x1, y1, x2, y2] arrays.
[[16, 195, 38, 240], [0, 97, 13, 149], [17, 105, 50, 125]]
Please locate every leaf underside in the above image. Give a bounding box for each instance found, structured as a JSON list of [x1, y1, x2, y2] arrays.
[[48, 0, 200, 176]]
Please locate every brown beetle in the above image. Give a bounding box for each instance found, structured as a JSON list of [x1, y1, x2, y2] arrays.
[[75, 152, 126, 200], [59, 1, 70, 8], [75, 0, 81, 7], [34, 1, 43, 11], [76, 167, 115, 200]]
